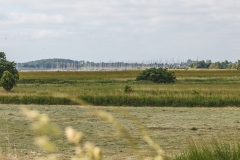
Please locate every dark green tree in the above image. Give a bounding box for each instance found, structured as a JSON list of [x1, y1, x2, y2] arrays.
[[189, 60, 211, 68], [0, 52, 7, 61], [1, 71, 15, 91], [136, 68, 176, 83], [0, 52, 19, 86]]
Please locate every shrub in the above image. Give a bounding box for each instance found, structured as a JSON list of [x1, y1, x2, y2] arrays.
[[124, 85, 133, 93], [0, 71, 16, 91], [136, 68, 176, 83]]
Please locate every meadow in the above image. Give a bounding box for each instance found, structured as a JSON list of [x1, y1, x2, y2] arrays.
[[0, 69, 240, 159], [0, 69, 240, 107]]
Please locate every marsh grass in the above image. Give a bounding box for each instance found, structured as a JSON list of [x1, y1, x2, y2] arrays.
[[0, 95, 77, 105], [2, 70, 240, 107], [80, 95, 240, 107]]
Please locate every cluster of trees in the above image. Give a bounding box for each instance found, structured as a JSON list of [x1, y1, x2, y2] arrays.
[[189, 60, 238, 69], [18, 59, 84, 69], [0, 52, 19, 91]]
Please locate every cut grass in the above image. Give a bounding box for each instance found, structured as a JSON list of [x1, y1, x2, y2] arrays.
[[0, 105, 240, 159]]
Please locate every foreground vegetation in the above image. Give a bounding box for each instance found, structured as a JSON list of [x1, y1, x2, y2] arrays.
[[176, 141, 240, 160]]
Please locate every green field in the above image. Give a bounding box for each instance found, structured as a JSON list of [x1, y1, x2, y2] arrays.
[[1, 70, 240, 159], [1, 70, 240, 107]]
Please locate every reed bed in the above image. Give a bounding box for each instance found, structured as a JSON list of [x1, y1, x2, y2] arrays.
[[175, 141, 240, 160], [80, 95, 240, 107], [0, 95, 76, 105]]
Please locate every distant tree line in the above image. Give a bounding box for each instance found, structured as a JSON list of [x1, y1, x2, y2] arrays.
[[18, 59, 192, 70], [18, 58, 240, 70], [189, 60, 239, 69], [18, 59, 84, 69]]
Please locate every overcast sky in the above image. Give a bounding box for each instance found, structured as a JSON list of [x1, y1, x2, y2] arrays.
[[0, 0, 240, 63]]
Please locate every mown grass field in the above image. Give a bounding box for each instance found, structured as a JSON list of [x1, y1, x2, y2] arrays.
[[1, 105, 240, 159], [1, 69, 240, 159]]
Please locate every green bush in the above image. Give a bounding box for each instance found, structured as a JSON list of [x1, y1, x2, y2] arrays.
[[0, 71, 16, 91], [136, 68, 176, 83], [124, 85, 133, 93]]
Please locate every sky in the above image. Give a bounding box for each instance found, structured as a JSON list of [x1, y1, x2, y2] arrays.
[[0, 0, 240, 63]]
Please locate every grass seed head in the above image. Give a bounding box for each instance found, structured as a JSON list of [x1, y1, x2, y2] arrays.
[[65, 126, 83, 144], [21, 108, 40, 121], [36, 155, 58, 160], [75, 146, 83, 156], [93, 147, 102, 160], [34, 137, 56, 152], [39, 114, 49, 124]]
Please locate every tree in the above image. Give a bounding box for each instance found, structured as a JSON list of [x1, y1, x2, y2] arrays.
[[0, 52, 7, 61], [136, 68, 176, 83], [1, 71, 15, 91], [189, 60, 212, 69], [0, 52, 19, 89], [237, 60, 240, 70]]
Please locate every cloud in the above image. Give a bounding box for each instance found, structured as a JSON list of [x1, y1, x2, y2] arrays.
[[0, 7, 6, 20], [1, 0, 240, 62], [0, 12, 64, 26], [1, 0, 240, 32], [32, 30, 74, 39]]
